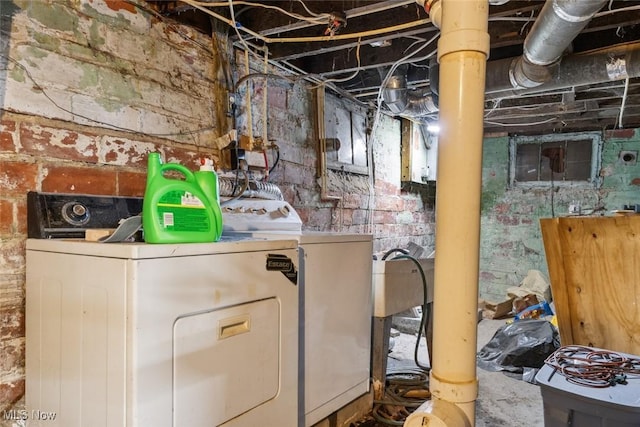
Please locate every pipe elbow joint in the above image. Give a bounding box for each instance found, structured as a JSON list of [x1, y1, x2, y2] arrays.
[[425, 0, 443, 29], [382, 74, 409, 114], [382, 71, 439, 117], [509, 57, 552, 89], [403, 399, 471, 427]]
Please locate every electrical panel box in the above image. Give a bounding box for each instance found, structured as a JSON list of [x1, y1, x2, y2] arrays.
[[323, 93, 370, 175]]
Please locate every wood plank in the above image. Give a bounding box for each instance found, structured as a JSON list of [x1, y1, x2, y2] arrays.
[[540, 217, 574, 345], [541, 216, 640, 354], [370, 316, 392, 401]]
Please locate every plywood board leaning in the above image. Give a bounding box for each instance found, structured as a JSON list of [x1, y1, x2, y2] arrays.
[[540, 216, 640, 354]]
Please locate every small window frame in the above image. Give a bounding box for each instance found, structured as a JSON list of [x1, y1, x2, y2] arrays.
[[509, 132, 602, 188]]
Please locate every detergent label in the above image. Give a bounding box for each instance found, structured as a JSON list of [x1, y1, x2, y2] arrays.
[[181, 192, 205, 207], [156, 191, 210, 232], [158, 190, 205, 207], [163, 212, 175, 227]]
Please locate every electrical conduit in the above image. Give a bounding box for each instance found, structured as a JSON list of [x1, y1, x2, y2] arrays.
[[403, 0, 489, 426]]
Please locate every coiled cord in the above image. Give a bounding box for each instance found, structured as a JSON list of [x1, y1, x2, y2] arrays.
[[372, 369, 431, 426], [544, 345, 640, 388]]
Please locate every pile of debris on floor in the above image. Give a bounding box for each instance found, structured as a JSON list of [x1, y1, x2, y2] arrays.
[[479, 269, 554, 322]]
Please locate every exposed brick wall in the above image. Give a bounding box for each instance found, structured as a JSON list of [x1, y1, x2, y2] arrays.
[[234, 58, 434, 251], [0, 0, 435, 413], [370, 116, 435, 254], [480, 129, 640, 302], [0, 112, 218, 414], [0, 0, 226, 413]]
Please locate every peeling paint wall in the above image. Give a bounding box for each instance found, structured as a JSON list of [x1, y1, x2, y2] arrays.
[[232, 61, 435, 254], [480, 129, 640, 302], [2, 0, 227, 412], [0, 0, 435, 413], [372, 116, 435, 254], [3, 0, 224, 144], [600, 129, 640, 208]]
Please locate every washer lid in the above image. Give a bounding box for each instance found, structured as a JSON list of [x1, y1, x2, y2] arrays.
[[25, 236, 298, 258]]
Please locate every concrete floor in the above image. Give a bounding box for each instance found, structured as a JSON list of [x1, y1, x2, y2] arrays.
[[377, 318, 545, 427], [475, 318, 544, 427]]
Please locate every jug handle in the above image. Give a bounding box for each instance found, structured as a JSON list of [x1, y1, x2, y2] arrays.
[[158, 163, 195, 182]]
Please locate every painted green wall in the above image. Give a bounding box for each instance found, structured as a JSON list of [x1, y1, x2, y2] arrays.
[[479, 128, 640, 302]]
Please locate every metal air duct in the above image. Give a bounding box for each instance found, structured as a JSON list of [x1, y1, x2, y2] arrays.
[[487, 41, 640, 98], [510, 0, 608, 88], [382, 65, 438, 117], [382, 0, 609, 117]]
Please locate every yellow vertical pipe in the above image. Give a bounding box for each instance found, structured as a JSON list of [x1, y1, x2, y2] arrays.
[[429, 0, 489, 425]]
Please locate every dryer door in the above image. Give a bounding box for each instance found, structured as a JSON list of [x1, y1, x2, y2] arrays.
[[173, 298, 280, 426]]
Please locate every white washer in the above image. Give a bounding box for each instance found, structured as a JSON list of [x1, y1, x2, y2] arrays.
[[26, 237, 299, 427], [222, 199, 373, 427], [294, 232, 373, 427]]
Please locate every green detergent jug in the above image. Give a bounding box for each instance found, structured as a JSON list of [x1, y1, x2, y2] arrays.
[[194, 157, 223, 240], [143, 153, 222, 243]]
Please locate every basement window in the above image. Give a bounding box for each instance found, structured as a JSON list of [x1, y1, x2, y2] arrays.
[[509, 132, 601, 187]]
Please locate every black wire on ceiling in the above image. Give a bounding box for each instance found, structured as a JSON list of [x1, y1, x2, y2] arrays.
[[123, 0, 215, 55]]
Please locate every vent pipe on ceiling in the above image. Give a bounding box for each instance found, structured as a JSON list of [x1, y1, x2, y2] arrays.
[[381, 65, 438, 117], [382, 0, 609, 117], [510, 0, 609, 89], [486, 41, 640, 98]]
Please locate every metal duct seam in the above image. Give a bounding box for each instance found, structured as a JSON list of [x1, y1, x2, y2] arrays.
[[512, 0, 608, 88], [383, 73, 409, 115], [406, 94, 438, 117], [383, 0, 610, 117], [525, 0, 607, 66], [381, 67, 438, 118], [509, 57, 553, 89], [487, 41, 640, 99]]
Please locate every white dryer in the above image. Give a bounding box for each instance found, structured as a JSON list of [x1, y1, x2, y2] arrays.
[[26, 237, 299, 427]]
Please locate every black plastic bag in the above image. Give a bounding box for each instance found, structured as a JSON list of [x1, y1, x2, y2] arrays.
[[477, 319, 560, 377]]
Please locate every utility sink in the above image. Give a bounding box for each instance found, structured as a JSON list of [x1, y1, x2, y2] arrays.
[[372, 258, 434, 318]]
